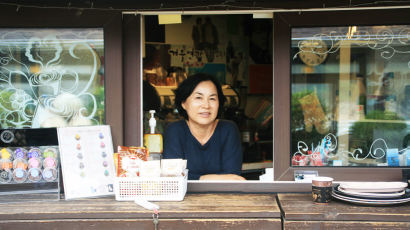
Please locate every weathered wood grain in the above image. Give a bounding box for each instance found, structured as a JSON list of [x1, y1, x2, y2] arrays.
[[0, 193, 280, 221], [278, 193, 410, 222], [0, 218, 281, 230], [284, 220, 410, 230]]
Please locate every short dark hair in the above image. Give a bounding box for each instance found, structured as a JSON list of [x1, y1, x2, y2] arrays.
[[175, 73, 225, 120]]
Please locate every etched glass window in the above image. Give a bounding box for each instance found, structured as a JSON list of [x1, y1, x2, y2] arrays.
[[291, 25, 410, 167], [0, 29, 104, 128]]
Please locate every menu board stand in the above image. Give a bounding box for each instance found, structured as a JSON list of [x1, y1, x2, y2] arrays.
[[57, 125, 115, 200]]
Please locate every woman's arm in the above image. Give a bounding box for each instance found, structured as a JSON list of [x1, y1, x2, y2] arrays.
[[199, 174, 245, 180]]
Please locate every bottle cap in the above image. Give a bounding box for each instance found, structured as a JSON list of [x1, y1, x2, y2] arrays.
[[149, 110, 157, 134]]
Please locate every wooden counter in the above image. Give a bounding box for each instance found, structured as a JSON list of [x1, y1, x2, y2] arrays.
[[2, 193, 410, 229], [278, 193, 410, 230], [0, 193, 281, 230]]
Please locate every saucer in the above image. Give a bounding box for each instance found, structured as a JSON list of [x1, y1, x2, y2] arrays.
[[339, 182, 407, 193], [337, 186, 405, 198], [332, 185, 410, 206]]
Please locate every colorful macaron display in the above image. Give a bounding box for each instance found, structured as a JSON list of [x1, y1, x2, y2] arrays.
[[0, 146, 59, 184]]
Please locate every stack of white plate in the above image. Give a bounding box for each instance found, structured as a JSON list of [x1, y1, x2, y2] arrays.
[[332, 182, 410, 206]]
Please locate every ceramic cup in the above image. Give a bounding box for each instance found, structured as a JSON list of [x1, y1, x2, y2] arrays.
[[312, 176, 333, 204]]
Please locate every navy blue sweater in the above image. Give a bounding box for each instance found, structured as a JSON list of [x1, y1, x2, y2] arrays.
[[163, 119, 243, 180]]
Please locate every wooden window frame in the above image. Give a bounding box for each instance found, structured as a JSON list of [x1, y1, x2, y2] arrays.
[[0, 6, 126, 146], [3, 6, 408, 193], [273, 8, 410, 182]]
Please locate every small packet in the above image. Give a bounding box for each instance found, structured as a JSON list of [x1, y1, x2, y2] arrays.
[[118, 146, 148, 161], [139, 160, 161, 177], [161, 159, 187, 177], [116, 146, 148, 177]]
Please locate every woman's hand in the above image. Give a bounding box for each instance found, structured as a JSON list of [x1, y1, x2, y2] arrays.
[[199, 174, 246, 181]]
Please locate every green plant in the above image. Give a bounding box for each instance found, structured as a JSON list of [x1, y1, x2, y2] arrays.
[[349, 110, 407, 158]]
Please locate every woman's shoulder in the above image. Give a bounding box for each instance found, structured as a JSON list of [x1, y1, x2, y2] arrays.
[[166, 119, 187, 132], [217, 119, 239, 132]]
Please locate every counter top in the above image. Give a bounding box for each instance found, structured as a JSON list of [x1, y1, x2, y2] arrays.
[[0, 193, 281, 230], [0, 193, 280, 219], [279, 193, 410, 229], [2, 193, 410, 230]]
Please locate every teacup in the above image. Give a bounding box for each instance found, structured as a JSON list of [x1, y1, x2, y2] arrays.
[[312, 176, 333, 204]]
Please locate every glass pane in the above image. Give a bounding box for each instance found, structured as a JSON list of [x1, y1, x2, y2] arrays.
[[143, 15, 273, 180], [0, 28, 104, 128], [291, 25, 410, 167]]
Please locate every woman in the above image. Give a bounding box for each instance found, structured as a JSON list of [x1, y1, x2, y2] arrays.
[[163, 73, 245, 180]]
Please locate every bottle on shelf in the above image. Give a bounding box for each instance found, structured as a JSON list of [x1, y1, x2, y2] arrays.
[[143, 110, 163, 160]]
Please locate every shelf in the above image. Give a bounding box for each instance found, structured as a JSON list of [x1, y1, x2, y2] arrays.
[[257, 140, 273, 144], [242, 161, 273, 171]]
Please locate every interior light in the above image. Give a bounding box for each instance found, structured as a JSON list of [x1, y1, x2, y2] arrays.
[[158, 14, 182, 24], [252, 12, 274, 19]]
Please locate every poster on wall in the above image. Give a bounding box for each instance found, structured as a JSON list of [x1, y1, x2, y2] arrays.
[[57, 125, 115, 200], [144, 15, 272, 91], [144, 15, 254, 88]]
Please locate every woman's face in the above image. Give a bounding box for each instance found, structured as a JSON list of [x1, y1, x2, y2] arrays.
[[182, 80, 219, 126]]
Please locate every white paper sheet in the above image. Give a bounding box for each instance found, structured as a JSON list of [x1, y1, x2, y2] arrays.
[[57, 125, 115, 200]]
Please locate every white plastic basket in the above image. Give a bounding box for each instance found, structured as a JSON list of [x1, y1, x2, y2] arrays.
[[114, 170, 188, 201]]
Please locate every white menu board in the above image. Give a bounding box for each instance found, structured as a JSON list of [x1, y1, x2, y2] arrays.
[[57, 125, 115, 200]]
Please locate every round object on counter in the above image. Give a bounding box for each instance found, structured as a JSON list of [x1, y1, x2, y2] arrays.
[[0, 148, 13, 161], [43, 167, 57, 182], [27, 148, 42, 159], [14, 148, 27, 159], [28, 168, 42, 182], [0, 159, 12, 170], [13, 158, 28, 170], [43, 147, 58, 158], [0, 169, 12, 183], [13, 168, 28, 183], [43, 157, 57, 168], [28, 157, 42, 169]]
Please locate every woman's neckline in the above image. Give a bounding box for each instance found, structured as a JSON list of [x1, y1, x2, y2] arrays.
[[185, 119, 220, 146]]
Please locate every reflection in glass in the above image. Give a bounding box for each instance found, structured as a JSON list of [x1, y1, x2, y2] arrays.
[[0, 28, 104, 128], [291, 25, 410, 167]]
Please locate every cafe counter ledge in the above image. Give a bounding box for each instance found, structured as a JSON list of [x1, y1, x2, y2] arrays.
[[0, 193, 280, 230], [1, 193, 410, 229]]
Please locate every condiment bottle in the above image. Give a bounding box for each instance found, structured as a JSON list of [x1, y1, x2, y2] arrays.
[[143, 110, 163, 160]]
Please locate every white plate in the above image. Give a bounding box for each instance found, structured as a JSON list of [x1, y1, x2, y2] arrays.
[[337, 186, 405, 198], [339, 182, 408, 193], [332, 191, 410, 206]]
